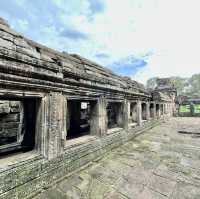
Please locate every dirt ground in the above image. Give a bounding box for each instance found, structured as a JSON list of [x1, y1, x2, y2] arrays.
[[34, 117, 200, 199]]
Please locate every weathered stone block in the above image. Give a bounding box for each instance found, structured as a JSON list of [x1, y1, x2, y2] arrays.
[[0, 102, 10, 114], [3, 113, 20, 122]]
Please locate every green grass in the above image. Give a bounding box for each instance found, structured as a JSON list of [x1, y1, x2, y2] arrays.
[[179, 105, 190, 113], [194, 104, 200, 113]]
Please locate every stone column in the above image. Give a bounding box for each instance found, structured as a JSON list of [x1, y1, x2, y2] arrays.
[[122, 99, 129, 130], [35, 97, 45, 156], [164, 103, 167, 114], [127, 100, 131, 124], [137, 100, 142, 126], [44, 92, 65, 160], [164, 104, 166, 115], [90, 97, 107, 136], [170, 103, 173, 116], [167, 103, 170, 115], [161, 104, 164, 116], [163, 103, 166, 115], [151, 102, 156, 119]]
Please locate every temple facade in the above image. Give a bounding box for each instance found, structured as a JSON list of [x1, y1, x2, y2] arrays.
[[0, 18, 176, 199]]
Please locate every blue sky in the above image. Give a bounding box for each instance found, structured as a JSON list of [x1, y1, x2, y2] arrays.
[[0, 0, 200, 83]]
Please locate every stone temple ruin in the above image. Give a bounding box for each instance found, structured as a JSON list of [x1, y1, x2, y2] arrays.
[[0, 17, 177, 198]]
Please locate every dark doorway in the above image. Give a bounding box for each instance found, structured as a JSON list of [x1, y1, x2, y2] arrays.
[[130, 102, 137, 123], [0, 98, 39, 155], [141, 103, 147, 120], [21, 99, 37, 151], [107, 102, 123, 129], [150, 103, 154, 118], [156, 104, 160, 117], [67, 100, 96, 139]]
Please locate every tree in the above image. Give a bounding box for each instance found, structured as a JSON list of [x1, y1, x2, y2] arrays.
[[187, 74, 200, 97], [170, 76, 188, 95], [146, 77, 158, 91], [146, 73, 200, 97]]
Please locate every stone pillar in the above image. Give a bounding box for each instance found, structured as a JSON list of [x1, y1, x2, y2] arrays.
[[44, 92, 65, 160], [167, 103, 170, 115], [171, 103, 173, 116], [127, 100, 131, 123], [62, 98, 67, 147], [170, 103, 173, 116], [90, 97, 107, 136], [160, 104, 163, 116], [137, 100, 142, 126], [163, 104, 165, 114], [122, 99, 129, 130], [164, 104, 166, 115], [164, 103, 167, 114], [163, 104, 165, 115], [146, 102, 150, 120], [34, 99, 44, 155], [151, 102, 156, 119]]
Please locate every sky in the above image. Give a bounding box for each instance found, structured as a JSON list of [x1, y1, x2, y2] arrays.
[[0, 0, 200, 84]]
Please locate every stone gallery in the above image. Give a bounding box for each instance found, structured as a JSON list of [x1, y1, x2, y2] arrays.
[[0, 17, 177, 198]]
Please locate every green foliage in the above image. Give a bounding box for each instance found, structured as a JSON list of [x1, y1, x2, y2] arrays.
[[187, 74, 200, 96], [170, 77, 188, 95], [179, 105, 190, 113], [194, 104, 200, 113], [146, 77, 158, 90], [146, 73, 200, 97]]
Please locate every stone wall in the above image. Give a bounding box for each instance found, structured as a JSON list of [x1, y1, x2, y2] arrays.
[[0, 17, 174, 199], [0, 101, 22, 146], [0, 120, 161, 199]]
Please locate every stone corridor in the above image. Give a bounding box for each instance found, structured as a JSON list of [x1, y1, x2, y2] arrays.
[[33, 117, 200, 199]]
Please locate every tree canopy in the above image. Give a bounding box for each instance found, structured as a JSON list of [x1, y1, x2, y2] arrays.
[[146, 74, 200, 97]]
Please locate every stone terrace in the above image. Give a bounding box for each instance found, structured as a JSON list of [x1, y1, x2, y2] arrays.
[[33, 117, 200, 199]]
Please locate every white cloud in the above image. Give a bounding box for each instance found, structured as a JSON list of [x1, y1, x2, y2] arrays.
[[60, 0, 200, 84], [131, 0, 200, 83], [2, 0, 200, 84]]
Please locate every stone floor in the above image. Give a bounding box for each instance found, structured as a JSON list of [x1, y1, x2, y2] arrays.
[[33, 118, 200, 199]]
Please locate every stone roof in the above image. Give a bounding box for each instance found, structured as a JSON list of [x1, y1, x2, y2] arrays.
[[0, 17, 149, 97], [155, 78, 176, 92], [152, 91, 172, 102], [0, 17, 9, 27]]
